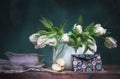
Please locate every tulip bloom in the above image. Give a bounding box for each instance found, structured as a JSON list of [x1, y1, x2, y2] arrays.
[[104, 37, 117, 48], [94, 24, 106, 36], [73, 24, 82, 34]]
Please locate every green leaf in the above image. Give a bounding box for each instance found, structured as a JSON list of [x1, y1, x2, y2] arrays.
[[76, 16, 83, 25], [83, 42, 88, 54], [60, 20, 66, 30], [53, 27, 59, 32], [68, 37, 75, 46], [35, 33, 40, 37], [37, 30, 51, 35], [72, 28, 80, 36], [72, 29, 76, 34], [46, 33, 56, 38], [82, 31, 89, 36], [87, 39, 94, 45], [88, 36, 96, 44], [76, 37, 82, 47], [81, 31, 90, 40], [58, 20, 66, 35], [40, 17, 53, 31], [55, 36, 59, 45], [85, 22, 94, 31]]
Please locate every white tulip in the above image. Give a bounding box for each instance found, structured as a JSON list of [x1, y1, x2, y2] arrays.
[[88, 43, 97, 53], [35, 44, 46, 49], [94, 24, 106, 36], [61, 34, 69, 43], [29, 33, 39, 44], [104, 37, 117, 48], [36, 35, 48, 48], [73, 24, 82, 34], [48, 38, 57, 46]]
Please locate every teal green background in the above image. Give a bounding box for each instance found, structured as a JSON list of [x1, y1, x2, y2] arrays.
[[0, 0, 120, 66]]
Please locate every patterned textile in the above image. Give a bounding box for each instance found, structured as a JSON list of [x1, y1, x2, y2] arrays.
[[72, 54, 103, 72]]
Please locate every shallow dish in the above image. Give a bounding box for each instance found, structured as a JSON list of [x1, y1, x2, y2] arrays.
[[5, 52, 39, 66]]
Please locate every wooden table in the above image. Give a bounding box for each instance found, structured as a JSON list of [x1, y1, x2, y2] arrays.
[[0, 65, 120, 79]]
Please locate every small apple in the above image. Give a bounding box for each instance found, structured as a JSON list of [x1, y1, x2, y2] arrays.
[[56, 58, 65, 67], [52, 63, 62, 71], [51, 58, 66, 72]]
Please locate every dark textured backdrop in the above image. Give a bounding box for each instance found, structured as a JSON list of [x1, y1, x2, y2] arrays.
[[0, 0, 120, 66]]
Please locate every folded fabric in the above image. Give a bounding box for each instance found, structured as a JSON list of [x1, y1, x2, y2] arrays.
[[72, 54, 103, 72]]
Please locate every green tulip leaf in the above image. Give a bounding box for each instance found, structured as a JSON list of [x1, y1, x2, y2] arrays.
[[76, 16, 83, 25], [40, 17, 53, 31]]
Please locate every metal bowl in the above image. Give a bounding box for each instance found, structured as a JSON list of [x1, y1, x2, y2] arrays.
[[5, 52, 39, 66]]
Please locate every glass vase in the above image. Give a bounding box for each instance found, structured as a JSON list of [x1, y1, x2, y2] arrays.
[[53, 43, 94, 70]]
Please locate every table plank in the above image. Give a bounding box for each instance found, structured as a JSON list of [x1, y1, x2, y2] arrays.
[[0, 65, 120, 79]]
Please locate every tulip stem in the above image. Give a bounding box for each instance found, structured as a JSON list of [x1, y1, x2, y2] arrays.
[[55, 44, 66, 58]]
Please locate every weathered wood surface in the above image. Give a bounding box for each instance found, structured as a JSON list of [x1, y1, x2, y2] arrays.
[[0, 65, 120, 79]]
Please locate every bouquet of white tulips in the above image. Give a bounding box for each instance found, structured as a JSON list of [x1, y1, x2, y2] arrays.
[[29, 16, 117, 54], [29, 17, 66, 49]]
